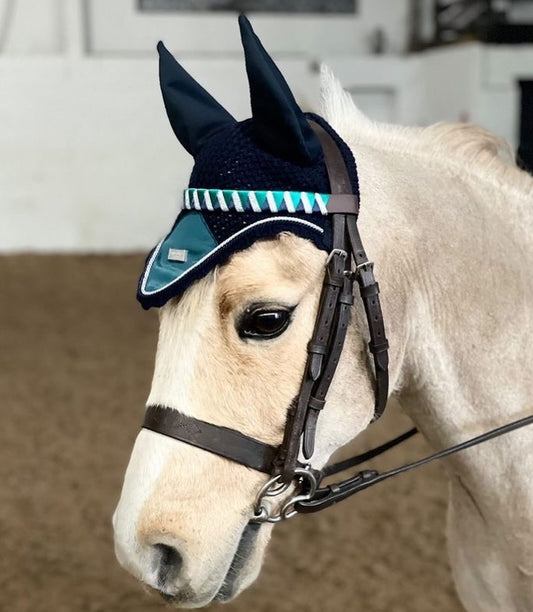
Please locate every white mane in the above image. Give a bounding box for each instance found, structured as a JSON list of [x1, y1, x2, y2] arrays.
[[320, 66, 533, 202]]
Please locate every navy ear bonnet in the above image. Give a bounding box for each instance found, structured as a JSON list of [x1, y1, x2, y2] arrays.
[[138, 14, 359, 309]]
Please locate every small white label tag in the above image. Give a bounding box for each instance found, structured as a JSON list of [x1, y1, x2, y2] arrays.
[[168, 248, 188, 263]]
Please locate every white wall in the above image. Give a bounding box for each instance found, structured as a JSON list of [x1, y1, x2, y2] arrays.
[[0, 0, 411, 56], [87, 0, 410, 56], [0, 0, 64, 54], [1, 0, 532, 253], [0, 53, 323, 251]]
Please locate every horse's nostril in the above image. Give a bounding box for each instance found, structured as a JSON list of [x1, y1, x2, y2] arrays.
[[153, 543, 183, 587]]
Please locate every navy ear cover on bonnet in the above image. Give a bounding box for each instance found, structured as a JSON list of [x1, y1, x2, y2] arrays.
[[138, 14, 359, 309]]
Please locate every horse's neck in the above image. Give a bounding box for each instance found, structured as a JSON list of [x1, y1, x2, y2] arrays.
[[356, 140, 533, 610], [359, 137, 533, 442], [317, 131, 533, 478]]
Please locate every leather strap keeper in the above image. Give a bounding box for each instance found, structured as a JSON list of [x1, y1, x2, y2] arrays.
[[327, 194, 360, 215], [308, 342, 327, 355], [308, 396, 326, 411], [359, 282, 380, 298]]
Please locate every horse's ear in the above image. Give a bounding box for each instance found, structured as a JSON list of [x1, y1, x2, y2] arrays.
[[238, 14, 321, 165], [157, 41, 236, 156]]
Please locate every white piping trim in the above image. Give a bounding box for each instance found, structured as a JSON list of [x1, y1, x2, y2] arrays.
[[217, 190, 228, 212], [232, 191, 244, 213], [266, 191, 278, 213], [315, 193, 328, 215], [283, 191, 295, 213], [248, 191, 261, 213], [140, 216, 324, 296], [301, 192, 312, 214], [193, 190, 201, 211], [184, 190, 191, 210], [204, 190, 214, 211]]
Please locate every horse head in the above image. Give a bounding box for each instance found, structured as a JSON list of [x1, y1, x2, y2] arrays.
[[113, 14, 387, 607]]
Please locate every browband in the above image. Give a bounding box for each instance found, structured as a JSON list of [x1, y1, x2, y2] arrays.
[[182, 188, 358, 216]]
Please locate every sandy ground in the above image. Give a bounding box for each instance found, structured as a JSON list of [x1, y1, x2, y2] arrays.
[[0, 255, 463, 612]]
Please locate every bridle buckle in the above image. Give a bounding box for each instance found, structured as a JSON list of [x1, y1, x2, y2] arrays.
[[325, 248, 347, 266], [355, 260, 374, 274]]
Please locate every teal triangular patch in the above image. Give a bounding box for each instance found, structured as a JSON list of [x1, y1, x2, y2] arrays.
[[144, 212, 217, 294]]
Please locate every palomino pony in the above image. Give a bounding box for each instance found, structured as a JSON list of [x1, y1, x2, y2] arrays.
[[113, 19, 533, 612]]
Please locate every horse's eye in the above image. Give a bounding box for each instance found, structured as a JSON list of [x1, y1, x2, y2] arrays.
[[238, 307, 292, 340]]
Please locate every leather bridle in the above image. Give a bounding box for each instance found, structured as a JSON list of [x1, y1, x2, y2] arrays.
[[142, 120, 533, 522]]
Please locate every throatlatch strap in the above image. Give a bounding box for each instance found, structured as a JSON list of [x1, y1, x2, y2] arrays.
[[346, 216, 389, 419]]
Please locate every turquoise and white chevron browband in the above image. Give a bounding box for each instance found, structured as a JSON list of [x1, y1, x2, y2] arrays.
[[183, 188, 331, 215]]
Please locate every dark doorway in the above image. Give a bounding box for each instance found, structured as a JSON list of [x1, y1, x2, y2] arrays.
[[518, 80, 533, 174]]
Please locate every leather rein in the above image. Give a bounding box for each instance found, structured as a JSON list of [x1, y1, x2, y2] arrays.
[[142, 120, 533, 522]]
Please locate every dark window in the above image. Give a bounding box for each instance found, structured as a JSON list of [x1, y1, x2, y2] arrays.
[[138, 0, 356, 14], [435, 0, 503, 43]]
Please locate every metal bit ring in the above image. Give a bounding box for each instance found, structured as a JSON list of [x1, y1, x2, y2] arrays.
[[252, 468, 317, 524]]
